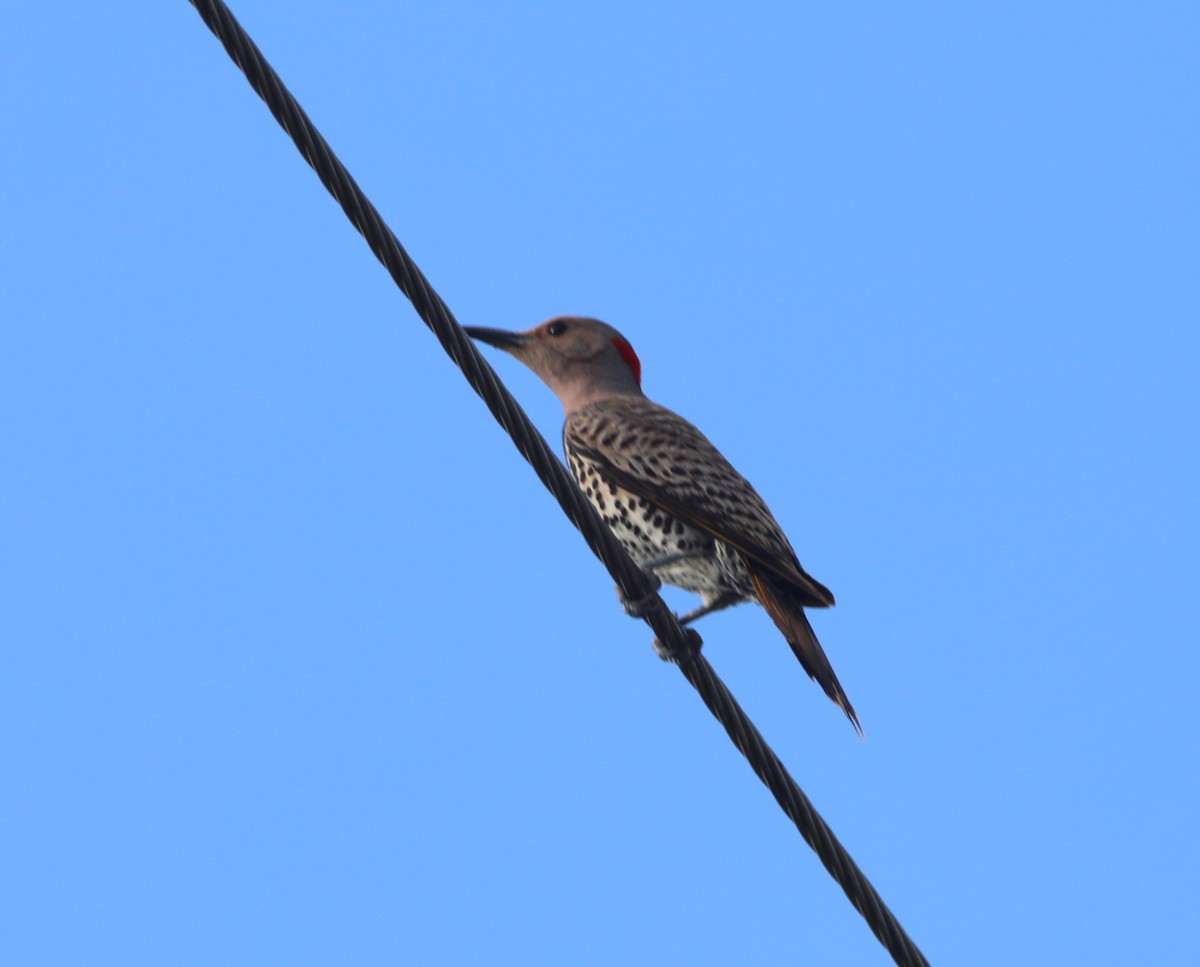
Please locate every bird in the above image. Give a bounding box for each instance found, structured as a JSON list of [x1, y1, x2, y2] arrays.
[[465, 316, 861, 734]]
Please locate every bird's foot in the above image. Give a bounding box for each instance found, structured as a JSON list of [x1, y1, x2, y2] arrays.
[[615, 574, 663, 618], [677, 591, 745, 626], [641, 550, 706, 575], [652, 628, 704, 664]]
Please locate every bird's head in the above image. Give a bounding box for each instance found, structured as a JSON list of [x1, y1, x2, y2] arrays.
[[465, 316, 643, 413]]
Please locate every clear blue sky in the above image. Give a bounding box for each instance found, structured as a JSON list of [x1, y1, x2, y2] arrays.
[[3, 3, 1197, 964]]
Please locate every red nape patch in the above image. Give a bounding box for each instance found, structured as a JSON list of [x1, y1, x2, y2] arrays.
[[611, 337, 642, 385]]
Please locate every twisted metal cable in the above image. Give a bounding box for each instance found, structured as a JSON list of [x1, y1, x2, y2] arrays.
[[186, 3, 930, 964]]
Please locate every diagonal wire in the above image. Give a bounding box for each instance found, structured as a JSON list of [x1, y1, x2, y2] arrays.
[[185, 2, 931, 964]]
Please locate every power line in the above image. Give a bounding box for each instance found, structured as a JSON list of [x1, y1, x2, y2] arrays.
[[185, 3, 931, 963]]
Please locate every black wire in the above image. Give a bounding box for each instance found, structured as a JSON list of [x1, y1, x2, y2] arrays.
[[185, 3, 931, 964]]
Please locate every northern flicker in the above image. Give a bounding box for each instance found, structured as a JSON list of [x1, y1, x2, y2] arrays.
[[465, 316, 861, 733]]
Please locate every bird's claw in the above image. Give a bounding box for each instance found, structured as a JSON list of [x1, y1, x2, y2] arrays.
[[614, 577, 701, 663], [615, 575, 663, 618], [652, 628, 703, 664]]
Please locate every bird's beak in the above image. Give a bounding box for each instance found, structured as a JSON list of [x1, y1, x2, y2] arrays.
[[463, 326, 530, 352]]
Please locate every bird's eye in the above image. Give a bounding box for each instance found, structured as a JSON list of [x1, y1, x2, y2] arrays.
[[547, 320, 568, 336]]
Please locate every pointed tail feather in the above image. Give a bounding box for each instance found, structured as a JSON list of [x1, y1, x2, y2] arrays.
[[749, 569, 864, 737]]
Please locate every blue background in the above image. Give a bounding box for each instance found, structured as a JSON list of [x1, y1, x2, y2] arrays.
[[3, 3, 1197, 964]]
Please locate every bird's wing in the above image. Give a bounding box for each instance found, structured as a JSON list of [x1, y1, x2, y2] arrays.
[[565, 399, 834, 608]]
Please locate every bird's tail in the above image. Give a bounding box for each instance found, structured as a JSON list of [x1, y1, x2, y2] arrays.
[[749, 568, 863, 737]]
